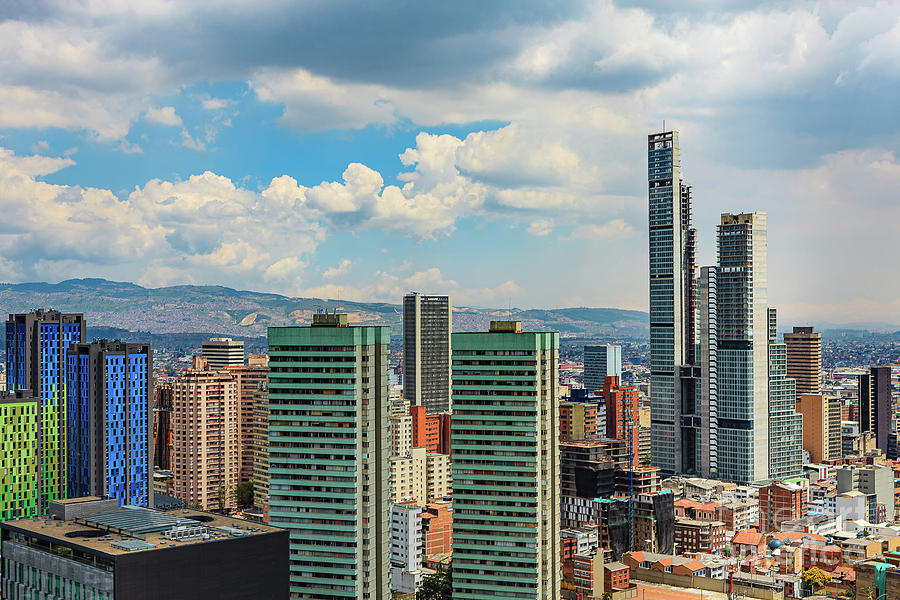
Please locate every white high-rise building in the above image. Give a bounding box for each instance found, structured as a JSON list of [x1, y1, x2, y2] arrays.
[[201, 337, 244, 369]]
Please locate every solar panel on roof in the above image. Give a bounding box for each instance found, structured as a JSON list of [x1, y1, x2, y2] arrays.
[[110, 539, 156, 551], [81, 507, 200, 535]]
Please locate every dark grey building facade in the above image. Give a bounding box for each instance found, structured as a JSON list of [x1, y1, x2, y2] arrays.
[[403, 293, 451, 413], [860, 366, 892, 453]]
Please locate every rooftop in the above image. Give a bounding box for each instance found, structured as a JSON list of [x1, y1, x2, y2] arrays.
[[4, 507, 282, 557]]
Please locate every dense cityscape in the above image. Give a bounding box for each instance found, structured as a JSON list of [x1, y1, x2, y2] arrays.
[[0, 130, 897, 600]]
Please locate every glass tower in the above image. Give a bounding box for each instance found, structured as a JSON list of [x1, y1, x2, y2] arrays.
[[714, 213, 770, 484], [65, 341, 152, 507], [5, 310, 85, 510], [0, 390, 40, 520], [766, 309, 803, 480], [647, 131, 699, 476]]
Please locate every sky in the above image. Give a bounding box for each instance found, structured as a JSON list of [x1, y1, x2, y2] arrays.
[[1, 1, 899, 326]]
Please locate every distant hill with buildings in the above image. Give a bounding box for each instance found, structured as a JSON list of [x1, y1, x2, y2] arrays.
[[0, 278, 650, 341]]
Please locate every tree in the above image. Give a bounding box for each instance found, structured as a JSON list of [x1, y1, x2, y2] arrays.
[[416, 568, 451, 600], [801, 567, 831, 593], [236, 479, 254, 507]]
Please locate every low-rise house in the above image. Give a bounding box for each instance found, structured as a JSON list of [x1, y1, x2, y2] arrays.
[[839, 537, 882, 564], [801, 544, 841, 571], [781, 513, 842, 536], [675, 518, 726, 554], [731, 529, 766, 558]]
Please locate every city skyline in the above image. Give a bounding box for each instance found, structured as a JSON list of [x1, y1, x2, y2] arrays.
[[0, 3, 898, 325]]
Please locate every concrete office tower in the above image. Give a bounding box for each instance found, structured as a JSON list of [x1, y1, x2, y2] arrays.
[[172, 356, 240, 510], [859, 366, 892, 453], [223, 354, 268, 484], [698, 266, 718, 478], [784, 327, 822, 398], [714, 212, 770, 484], [836, 464, 896, 522], [584, 344, 622, 395], [451, 321, 560, 600], [65, 341, 153, 507], [797, 395, 842, 463], [0, 390, 39, 520], [647, 131, 700, 477], [201, 337, 244, 369], [767, 309, 803, 480], [268, 313, 390, 600], [403, 293, 452, 413], [5, 310, 85, 509]]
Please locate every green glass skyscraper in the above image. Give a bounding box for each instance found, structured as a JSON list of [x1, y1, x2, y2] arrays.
[[451, 321, 560, 600], [0, 390, 39, 521], [267, 313, 389, 600]]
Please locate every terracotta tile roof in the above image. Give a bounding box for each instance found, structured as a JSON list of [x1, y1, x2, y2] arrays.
[[732, 529, 764, 546]]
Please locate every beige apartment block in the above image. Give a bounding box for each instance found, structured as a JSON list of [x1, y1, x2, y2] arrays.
[[223, 354, 268, 484], [390, 399, 413, 457], [390, 447, 452, 505], [172, 356, 240, 510]]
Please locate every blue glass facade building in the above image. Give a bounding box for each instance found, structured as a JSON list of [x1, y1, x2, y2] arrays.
[[5, 310, 85, 511], [647, 132, 700, 477], [66, 341, 153, 507]]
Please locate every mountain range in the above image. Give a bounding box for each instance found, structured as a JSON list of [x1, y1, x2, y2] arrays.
[[0, 279, 650, 342]]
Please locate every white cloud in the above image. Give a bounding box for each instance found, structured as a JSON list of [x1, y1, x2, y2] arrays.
[[563, 219, 634, 241], [527, 219, 553, 236], [144, 106, 183, 127], [323, 259, 352, 279], [303, 267, 522, 307]]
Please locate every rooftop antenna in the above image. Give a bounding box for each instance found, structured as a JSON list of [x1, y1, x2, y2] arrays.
[[663, 119, 666, 132]]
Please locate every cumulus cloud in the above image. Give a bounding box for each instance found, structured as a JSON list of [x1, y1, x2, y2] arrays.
[[144, 106, 183, 127], [304, 266, 522, 307], [323, 259, 352, 279]]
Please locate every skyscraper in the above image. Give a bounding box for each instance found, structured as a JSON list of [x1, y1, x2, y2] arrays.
[[767, 309, 803, 480], [403, 293, 452, 413], [268, 313, 390, 600], [784, 326, 822, 398], [583, 344, 622, 395], [714, 212, 770, 484], [65, 341, 153, 507], [647, 131, 699, 476], [5, 310, 85, 509], [172, 356, 240, 510], [201, 337, 244, 369], [698, 266, 718, 478], [859, 366, 892, 453], [0, 390, 39, 520], [451, 321, 560, 600]]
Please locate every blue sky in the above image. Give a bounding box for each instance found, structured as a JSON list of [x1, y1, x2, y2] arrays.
[[0, 1, 898, 325]]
